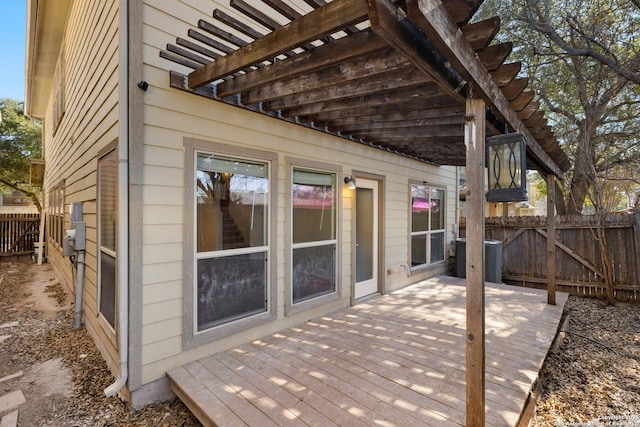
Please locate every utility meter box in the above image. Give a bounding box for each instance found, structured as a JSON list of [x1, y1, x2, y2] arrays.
[[63, 202, 86, 256]]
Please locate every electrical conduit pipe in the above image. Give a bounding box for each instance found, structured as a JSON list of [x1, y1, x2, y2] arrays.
[[74, 250, 85, 329]]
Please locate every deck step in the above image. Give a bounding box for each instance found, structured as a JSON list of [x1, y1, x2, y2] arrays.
[[168, 365, 248, 427]]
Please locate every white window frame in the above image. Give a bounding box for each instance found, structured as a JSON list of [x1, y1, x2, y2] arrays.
[[409, 182, 447, 270], [183, 138, 277, 349], [97, 143, 118, 343], [285, 158, 342, 316], [47, 181, 65, 249]]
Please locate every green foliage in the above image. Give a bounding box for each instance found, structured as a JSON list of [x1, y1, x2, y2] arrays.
[[0, 98, 43, 209]]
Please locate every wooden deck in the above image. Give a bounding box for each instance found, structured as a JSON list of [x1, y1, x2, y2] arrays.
[[168, 276, 568, 426]]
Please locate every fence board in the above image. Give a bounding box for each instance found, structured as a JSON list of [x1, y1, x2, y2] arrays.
[[461, 212, 640, 302], [1, 213, 41, 257]]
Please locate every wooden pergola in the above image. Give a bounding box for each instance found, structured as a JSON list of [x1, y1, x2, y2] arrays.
[[161, 0, 570, 424]]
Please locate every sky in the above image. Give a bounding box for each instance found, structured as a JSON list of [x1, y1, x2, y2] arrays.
[[0, 0, 27, 102]]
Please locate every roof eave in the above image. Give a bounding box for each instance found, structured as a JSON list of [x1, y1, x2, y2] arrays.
[[24, 0, 71, 119]]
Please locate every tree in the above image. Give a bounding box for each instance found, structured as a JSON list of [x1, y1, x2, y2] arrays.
[[0, 98, 43, 211], [525, 0, 640, 85], [478, 0, 640, 215]]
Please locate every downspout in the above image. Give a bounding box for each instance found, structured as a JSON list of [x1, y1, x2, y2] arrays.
[[105, 0, 129, 397]]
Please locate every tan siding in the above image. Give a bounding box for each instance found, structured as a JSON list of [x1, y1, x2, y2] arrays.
[[142, 318, 182, 346], [142, 224, 183, 245], [143, 145, 183, 168], [142, 185, 184, 206], [41, 0, 120, 373], [142, 280, 183, 305], [142, 205, 182, 225], [142, 336, 182, 365], [143, 243, 182, 265], [143, 165, 183, 187], [143, 299, 182, 326], [142, 261, 183, 285]]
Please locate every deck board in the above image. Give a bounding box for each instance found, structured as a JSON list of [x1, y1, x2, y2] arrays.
[[168, 276, 568, 426]]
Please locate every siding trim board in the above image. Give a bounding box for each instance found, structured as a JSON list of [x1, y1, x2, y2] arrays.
[[128, 0, 145, 394]]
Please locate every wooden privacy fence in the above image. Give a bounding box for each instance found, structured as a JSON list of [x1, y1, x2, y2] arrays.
[[461, 213, 640, 302], [0, 213, 40, 258]]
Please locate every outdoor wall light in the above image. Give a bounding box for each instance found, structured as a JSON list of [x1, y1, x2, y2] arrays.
[[137, 80, 149, 91], [344, 176, 357, 190], [486, 132, 528, 202]]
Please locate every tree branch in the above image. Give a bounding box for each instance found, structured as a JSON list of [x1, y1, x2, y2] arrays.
[[525, 0, 640, 85], [0, 178, 42, 212]]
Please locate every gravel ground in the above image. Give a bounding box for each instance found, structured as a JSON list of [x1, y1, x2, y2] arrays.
[[2, 261, 638, 426], [532, 296, 640, 426]]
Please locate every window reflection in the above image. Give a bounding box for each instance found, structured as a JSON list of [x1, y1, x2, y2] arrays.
[[291, 168, 337, 304]]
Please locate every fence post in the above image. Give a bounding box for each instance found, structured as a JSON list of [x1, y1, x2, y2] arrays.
[[37, 211, 46, 264], [546, 174, 556, 305], [636, 212, 640, 287]]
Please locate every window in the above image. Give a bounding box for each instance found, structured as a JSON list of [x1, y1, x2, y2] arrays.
[[47, 182, 64, 248], [410, 183, 446, 268], [195, 153, 269, 331], [51, 47, 65, 135], [98, 149, 117, 329], [291, 168, 337, 304]]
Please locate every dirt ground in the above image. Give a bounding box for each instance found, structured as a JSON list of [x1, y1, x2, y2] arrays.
[[1, 260, 639, 426], [0, 261, 198, 426]]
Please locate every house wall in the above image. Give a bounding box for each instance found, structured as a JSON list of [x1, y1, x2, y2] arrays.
[[42, 0, 121, 375], [138, 0, 458, 393]]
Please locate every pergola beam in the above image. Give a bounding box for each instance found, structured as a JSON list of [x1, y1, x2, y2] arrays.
[[189, 0, 369, 88], [367, 0, 465, 103], [335, 115, 463, 131], [216, 30, 387, 97], [312, 104, 463, 128], [263, 66, 428, 110], [348, 127, 463, 139], [278, 83, 445, 116], [239, 48, 410, 103]]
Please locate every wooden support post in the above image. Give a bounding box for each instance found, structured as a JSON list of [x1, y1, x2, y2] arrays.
[[636, 212, 640, 289], [37, 211, 46, 265], [546, 174, 556, 305], [465, 93, 485, 426]]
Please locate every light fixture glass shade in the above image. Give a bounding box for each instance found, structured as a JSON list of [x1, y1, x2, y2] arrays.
[[486, 133, 528, 202], [344, 176, 356, 190]]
